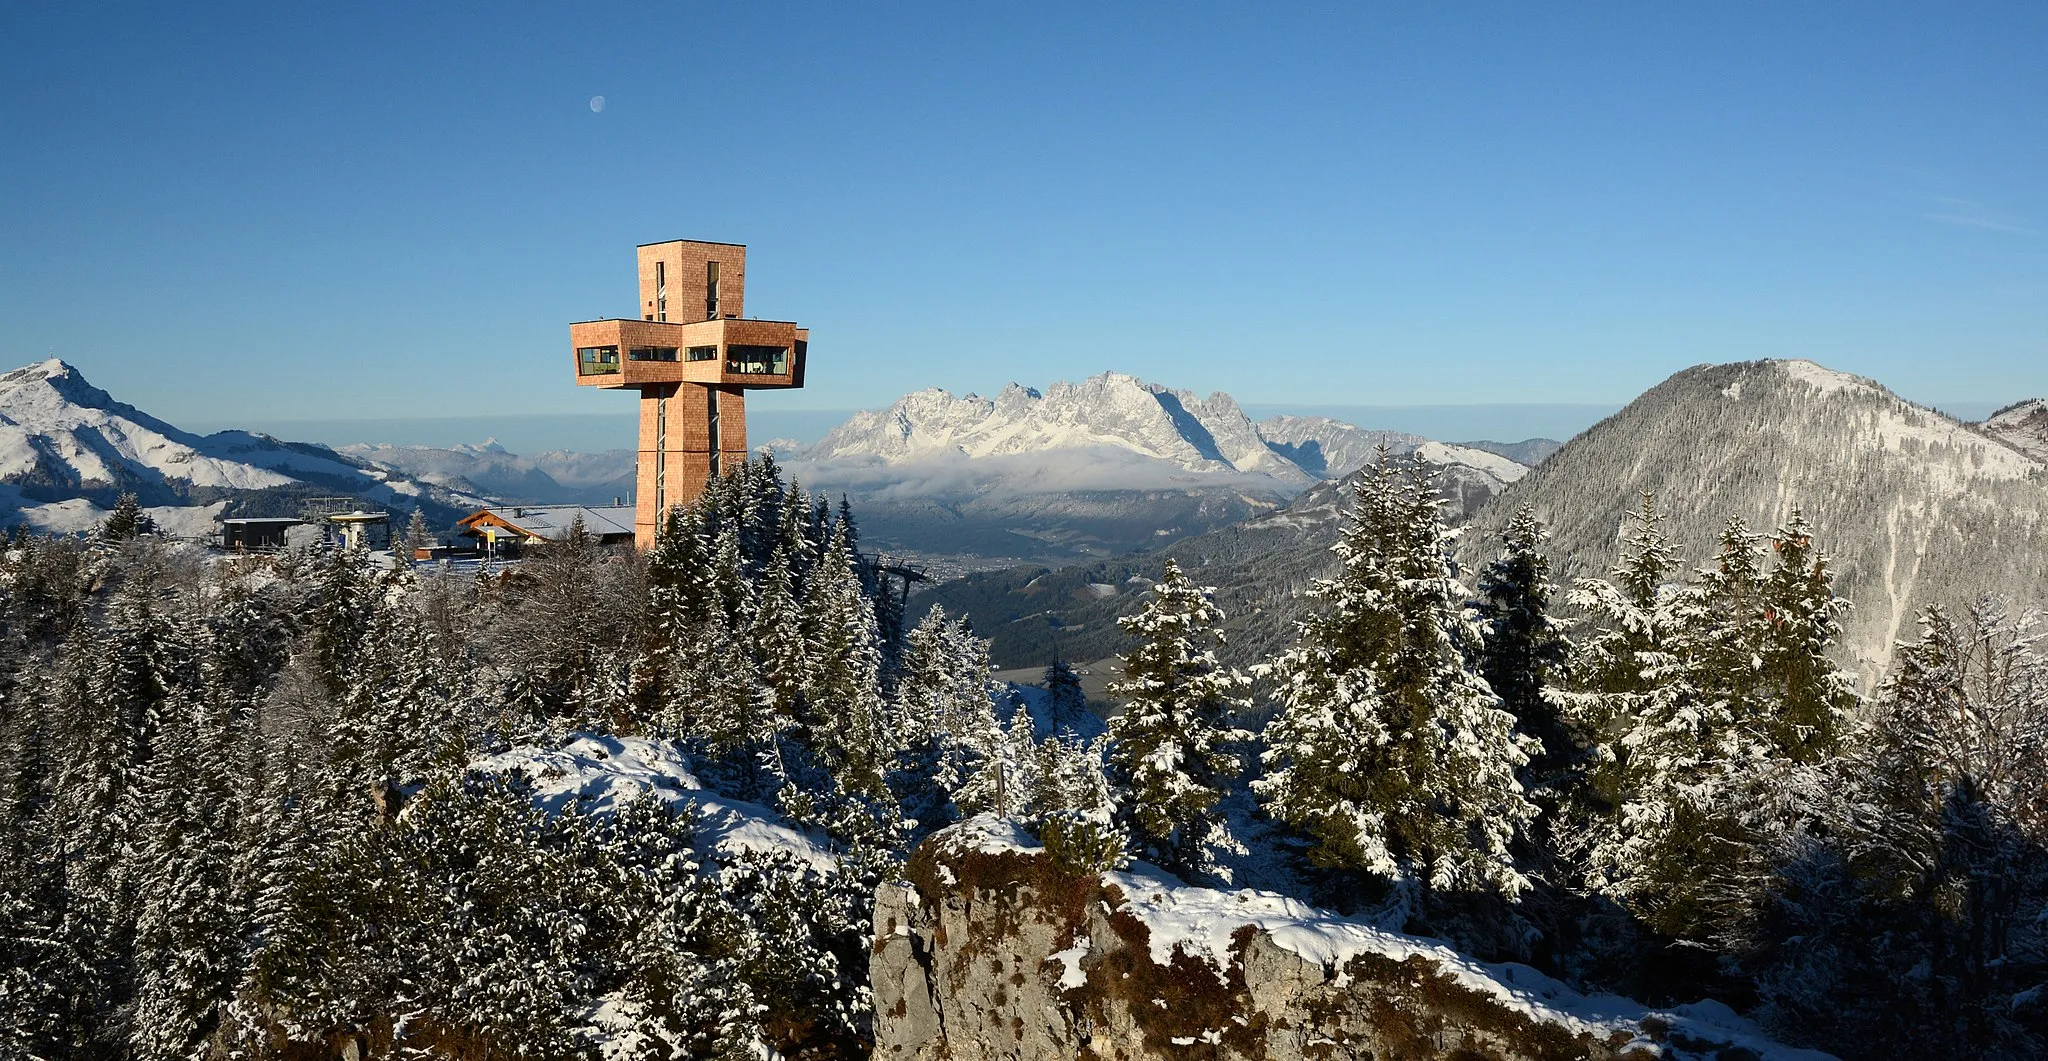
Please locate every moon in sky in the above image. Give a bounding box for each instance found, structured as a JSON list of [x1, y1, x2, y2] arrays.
[[589, 95, 606, 113]]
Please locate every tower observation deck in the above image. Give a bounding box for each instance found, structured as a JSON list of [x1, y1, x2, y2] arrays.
[[569, 240, 809, 548]]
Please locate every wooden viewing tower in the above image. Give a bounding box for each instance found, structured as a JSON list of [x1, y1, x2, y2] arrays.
[[569, 240, 809, 548]]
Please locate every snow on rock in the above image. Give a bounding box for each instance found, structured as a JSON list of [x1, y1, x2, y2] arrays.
[[875, 822, 1835, 1061], [0, 360, 297, 491], [1258, 415, 1429, 479], [471, 733, 839, 872], [804, 372, 1533, 494], [936, 813, 1042, 856], [1104, 868, 1832, 1060], [1047, 940, 1091, 990]]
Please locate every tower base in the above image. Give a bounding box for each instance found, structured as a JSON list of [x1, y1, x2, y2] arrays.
[[635, 383, 747, 547]]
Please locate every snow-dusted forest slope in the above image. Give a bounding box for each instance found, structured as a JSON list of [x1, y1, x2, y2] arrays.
[[1458, 359, 2048, 683]]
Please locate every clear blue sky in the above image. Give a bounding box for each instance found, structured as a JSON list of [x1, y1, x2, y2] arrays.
[[3, 2, 2042, 428]]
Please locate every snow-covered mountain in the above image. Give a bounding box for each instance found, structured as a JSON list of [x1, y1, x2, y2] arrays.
[[804, 372, 1532, 491], [791, 372, 1531, 570], [1459, 359, 2048, 682], [340, 439, 637, 506], [1255, 415, 1427, 479], [808, 373, 1315, 484], [0, 359, 484, 534], [1981, 398, 2048, 463]]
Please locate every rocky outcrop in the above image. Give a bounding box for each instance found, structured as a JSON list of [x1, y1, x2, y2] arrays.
[[872, 819, 1831, 1061]]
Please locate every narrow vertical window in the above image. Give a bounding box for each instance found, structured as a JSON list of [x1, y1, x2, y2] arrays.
[[706, 261, 721, 320], [706, 387, 723, 476], [655, 260, 667, 322]]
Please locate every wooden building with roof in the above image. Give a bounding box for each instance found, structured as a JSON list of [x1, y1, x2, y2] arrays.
[[455, 504, 636, 555]]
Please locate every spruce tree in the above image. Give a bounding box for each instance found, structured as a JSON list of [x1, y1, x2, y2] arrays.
[[1474, 505, 1575, 783], [1755, 509, 1857, 762], [1828, 599, 2048, 1055], [1043, 655, 1092, 735], [1106, 558, 1250, 880], [647, 503, 715, 643], [1566, 500, 1818, 940], [752, 541, 812, 724], [891, 606, 1001, 834], [800, 523, 894, 800], [130, 691, 239, 1061], [306, 546, 375, 700], [101, 492, 157, 540], [1257, 451, 1534, 903]]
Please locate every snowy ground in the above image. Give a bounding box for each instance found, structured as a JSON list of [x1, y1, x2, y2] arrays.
[[471, 733, 837, 873]]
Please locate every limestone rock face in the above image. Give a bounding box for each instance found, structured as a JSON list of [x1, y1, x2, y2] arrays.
[[871, 819, 1831, 1061]]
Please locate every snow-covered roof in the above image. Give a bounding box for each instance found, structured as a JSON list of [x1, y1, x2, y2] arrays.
[[460, 503, 635, 541]]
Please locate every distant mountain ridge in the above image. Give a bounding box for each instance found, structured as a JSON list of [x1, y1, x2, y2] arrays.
[[807, 373, 1316, 484], [789, 371, 1540, 571], [340, 439, 637, 506], [0, 359, 483, 534], [803, 371, 1543, 487]]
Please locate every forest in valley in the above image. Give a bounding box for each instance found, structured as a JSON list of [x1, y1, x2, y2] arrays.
[[1, 453, 2045, 1060]]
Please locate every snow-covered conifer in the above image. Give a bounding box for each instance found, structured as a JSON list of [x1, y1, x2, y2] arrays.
[[1258, 451, 1534, 902], [1043, 655, 1092, 735], [891, 606, 1000, 833], [1106, 558, 1251, 880], [801, 524, 895, 798], [1474, 505, 1576, 782], [100, 492, 157, 541], [1755, 509, 1857, 762]]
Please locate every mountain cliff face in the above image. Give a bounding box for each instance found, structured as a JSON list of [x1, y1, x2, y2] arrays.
[[873, 819, 1828, 1061], [1982, 398, 2048, 463], [1241, 414, 1422, 480], [1458, 359, 2048, 681], [0, 359, 482, 532]]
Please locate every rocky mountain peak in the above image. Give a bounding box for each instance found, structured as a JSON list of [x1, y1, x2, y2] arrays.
[[0, 358, 129, 418]]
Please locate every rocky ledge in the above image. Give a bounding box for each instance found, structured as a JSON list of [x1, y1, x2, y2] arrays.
[[870, 817, 1832, 1061]]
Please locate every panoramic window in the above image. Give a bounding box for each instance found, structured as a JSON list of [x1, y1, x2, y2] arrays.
[[575, 345, 619, 374], [627, 346, 677, 362], [726, 344, 787, 375], [685, 345, 718, 362]]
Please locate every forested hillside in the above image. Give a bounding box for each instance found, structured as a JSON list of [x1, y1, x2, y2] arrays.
[[0, 460, 1093, 1058]]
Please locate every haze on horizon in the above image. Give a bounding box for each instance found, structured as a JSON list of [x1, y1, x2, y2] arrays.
[[2, 2, 2042, 429]]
